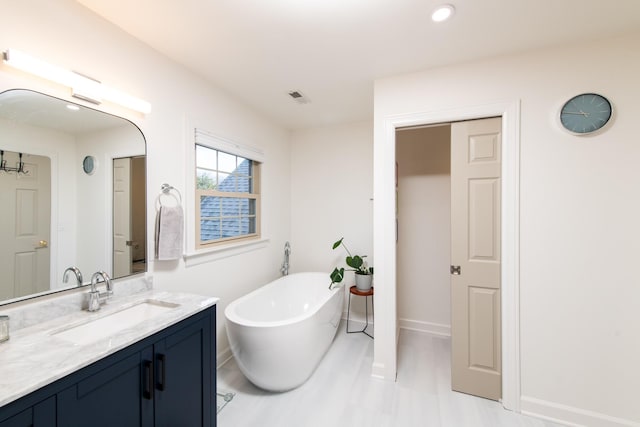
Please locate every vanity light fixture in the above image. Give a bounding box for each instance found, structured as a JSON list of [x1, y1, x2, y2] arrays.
[[431, 4, 455, 22], [2, 49, 151, 114]]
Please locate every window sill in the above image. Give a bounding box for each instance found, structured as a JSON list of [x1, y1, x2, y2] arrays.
[[183, 237, 270, 267]]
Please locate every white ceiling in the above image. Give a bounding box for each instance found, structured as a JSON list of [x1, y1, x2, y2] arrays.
[[75, 0, 640, 130]]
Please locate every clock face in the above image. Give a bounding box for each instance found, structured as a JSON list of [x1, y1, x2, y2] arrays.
[[560, 93, 612, 134], [82, 155, 96, 175]]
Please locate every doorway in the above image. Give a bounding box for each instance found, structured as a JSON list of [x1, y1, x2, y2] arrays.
[[373, 100, 520, 411], [396, 117, 502, 401], [396, 124, 452, 338]]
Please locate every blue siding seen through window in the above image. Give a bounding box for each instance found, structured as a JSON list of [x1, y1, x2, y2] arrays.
[[196, 144, 258, 245], [200, 196, 256, 241]]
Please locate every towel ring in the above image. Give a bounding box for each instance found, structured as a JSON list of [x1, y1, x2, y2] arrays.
[[157, 183, 182, 210]]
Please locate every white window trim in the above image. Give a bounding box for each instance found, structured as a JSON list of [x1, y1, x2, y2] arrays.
[[185, 125, 266, 264], [195, 128, 265, 163], [183, 237, 270, 267]]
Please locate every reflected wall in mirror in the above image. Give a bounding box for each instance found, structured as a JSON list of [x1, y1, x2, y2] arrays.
[[0, 89, 146, 305]]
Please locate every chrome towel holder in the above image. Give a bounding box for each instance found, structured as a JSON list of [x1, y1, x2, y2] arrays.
[[156, 183, 182, 210]]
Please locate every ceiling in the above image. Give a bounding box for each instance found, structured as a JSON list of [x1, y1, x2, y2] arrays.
[[75, 0, 640, 130]]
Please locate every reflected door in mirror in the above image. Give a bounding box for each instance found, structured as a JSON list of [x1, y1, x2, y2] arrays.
[[0, 152, 51, 299], [113, 156, 146, 278]]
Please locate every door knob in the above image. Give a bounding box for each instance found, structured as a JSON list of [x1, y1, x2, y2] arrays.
[[35, 240, 48, 249], [450, 265, 461, 275]]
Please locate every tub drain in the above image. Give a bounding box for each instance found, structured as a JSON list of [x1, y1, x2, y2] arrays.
[[216, 390, 235, 413]]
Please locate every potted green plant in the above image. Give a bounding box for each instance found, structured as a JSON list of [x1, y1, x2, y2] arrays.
[[329, 237, 374, 290]]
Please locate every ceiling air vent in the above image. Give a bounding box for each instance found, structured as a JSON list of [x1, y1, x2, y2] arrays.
[[288, 90, 310, 104]]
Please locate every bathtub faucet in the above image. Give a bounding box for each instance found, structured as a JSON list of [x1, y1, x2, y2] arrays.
[[281, 241, 291, 276]]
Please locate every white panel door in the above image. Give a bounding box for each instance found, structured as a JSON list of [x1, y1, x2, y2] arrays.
[[451, 117, 502, 401], [0, 153, 51, 300], [113, 157, 132, 278]]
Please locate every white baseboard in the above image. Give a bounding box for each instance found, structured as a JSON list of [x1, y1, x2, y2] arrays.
[[217, 346, 233, 369], [521, 396, 640, 427], [371, 361, 387, 379], [398, 318, 451, 337]]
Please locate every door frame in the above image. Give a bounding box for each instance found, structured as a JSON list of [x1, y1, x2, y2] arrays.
[[373, 100, 521, 411]]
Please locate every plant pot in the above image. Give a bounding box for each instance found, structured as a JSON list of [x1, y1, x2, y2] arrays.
[[355, 274, 373, 291]]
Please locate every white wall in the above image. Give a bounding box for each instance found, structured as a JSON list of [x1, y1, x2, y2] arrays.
[[75, 123, 144, 278], [0, 0, 291, 361], [374, 33, 640, 426], [290, 121, 373, 320], [396, 126, 451, 336]]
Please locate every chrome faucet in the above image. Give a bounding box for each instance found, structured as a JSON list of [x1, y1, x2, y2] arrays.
[[87, 271, 113, 312], [62, 266, 83, 287], [281, 241, 291, 276]]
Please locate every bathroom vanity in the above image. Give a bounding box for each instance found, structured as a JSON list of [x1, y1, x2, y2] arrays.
[[0, 289, 218, 427], [0, 88, 219, 426]]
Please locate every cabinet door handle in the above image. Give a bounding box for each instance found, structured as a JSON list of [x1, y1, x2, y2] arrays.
[[157, 354, 166, 391], [143, 360, 154, 400]]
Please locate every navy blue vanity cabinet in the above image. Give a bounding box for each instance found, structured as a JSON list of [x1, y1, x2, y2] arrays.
[[0, 305, 216, 427], [57, 351, 153, 426], [153, 315, 213, 427], [57, 305, 216, 427], [0, 397, 55, 427]]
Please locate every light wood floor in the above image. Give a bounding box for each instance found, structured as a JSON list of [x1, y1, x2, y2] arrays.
[[217, 324, 563, 427]]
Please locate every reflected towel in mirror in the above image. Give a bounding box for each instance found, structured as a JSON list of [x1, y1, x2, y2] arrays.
[[155, 205, 184, 260]]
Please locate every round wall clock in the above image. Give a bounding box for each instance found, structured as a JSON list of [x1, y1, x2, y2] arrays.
[[559, 93, 612, 135], [82, 155, 97, 175]]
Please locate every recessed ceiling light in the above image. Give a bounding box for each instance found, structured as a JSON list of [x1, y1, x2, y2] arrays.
[[431, 4, 455, 22], [66, 104, 80, 111]]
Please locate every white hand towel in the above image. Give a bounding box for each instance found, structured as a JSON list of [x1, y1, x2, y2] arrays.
[[155, 205, 184, 260]]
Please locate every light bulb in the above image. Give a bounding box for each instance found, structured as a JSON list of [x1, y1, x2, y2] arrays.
[[432, 4, 455, 22]]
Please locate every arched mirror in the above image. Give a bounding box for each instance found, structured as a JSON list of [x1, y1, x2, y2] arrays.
[[0, 89, 146, 305]]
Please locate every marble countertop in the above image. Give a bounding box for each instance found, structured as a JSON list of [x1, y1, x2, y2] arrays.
[[0, 289, 218, 407]]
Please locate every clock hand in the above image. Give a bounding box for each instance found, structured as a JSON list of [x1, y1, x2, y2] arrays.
[[562, 111, 589, 117]]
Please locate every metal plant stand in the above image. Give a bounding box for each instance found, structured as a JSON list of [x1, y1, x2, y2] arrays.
[[346, 286, 374, 338]]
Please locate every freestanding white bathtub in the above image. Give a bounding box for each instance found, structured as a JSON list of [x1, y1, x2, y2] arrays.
[[224, 272, 343, 392]]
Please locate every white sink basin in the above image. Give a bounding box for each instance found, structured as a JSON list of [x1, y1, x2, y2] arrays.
[[52, 300, 179, 345]]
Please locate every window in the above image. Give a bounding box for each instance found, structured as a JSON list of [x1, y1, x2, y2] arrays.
[[195, 143, 260, 248]]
